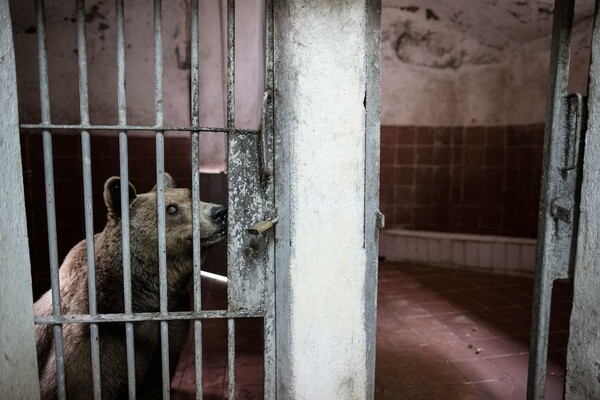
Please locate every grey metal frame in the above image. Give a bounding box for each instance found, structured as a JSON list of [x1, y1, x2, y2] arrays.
[[527, 0, 587, 398], [564, 0, 600, 397], [364, 0, 382, 398], [25, 0, 275, 399]]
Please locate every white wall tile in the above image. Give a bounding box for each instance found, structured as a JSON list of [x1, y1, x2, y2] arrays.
[[478, 242, 492, 269], [439, 239, 452, 264], [465, 242, 479, 267], [506, 243, 521, 271], [452, 240, 465, 266], [379, 233, 391, 259], [404, 236, 417, 261], [491, 243, 506, 270], [428, 239, 441, 264], [520, 244, 536, 272], [415, 238, 429, 263], [378, 230, 536, 276]]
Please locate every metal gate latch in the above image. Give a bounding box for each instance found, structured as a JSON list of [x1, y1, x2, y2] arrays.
[[377, 210, 385, 229], [247, 216, 279, 235]]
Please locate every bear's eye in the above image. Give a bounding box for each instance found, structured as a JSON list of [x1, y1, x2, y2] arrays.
[[166, 204, 178, 215]]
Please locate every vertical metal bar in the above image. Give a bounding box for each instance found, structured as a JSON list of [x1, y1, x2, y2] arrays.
[[226, 0, 235, 128], [35, 0, 50, 125], [154, 0, 164, 127], [116, 0, 127, 126], [565, 2, 600, 397], [227, 319, 235, 400], [76, 0, 90, 125], [193, 321, 202, 400], [115, 0, 136, 397], [364, 0, 382, 398], [76, 1, 102, 398], [262, 0, 276, 397], [153, 1, 169, 398], [36, 0, 66, 398], [157, 132, 169, 399], [190, 0, 203, 398], [160, 320, 170, 399], [527, 0, 575, 399]]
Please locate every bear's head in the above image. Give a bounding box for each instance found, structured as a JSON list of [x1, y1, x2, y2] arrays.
[[103, 173, 227, 264]]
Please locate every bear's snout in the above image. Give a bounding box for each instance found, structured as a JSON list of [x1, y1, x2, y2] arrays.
[[210, 205, 227, 227]]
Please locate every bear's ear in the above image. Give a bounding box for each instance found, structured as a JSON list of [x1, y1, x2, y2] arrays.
[[104, 177, 137, 218], [151, 172, 177, 191]]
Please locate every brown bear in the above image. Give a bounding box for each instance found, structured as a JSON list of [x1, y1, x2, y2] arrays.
[[34, 173, 227, 400]]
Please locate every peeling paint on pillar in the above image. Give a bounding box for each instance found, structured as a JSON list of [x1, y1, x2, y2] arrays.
[[274, 0, 376, 398]]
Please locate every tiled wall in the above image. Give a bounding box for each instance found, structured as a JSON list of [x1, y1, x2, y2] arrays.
[[380, 229, 537, 276], [20, 131, 227, 298], [380, 125, 544, 238]]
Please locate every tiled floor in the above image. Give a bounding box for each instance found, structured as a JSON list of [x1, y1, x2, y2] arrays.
[[375, 262, 572, 400], [170, 278, 264, 400], [170, 261, 572, 399]]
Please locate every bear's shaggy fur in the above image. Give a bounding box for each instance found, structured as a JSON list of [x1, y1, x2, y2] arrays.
[[34, 174, 227, 399]]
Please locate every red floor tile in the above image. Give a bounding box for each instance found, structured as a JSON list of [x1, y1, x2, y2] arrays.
[[172, 261, 570, 399], [415, 362, 468, 387], [376, 261, 571, 400]]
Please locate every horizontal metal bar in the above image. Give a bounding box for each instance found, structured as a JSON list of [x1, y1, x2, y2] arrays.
[[20, 123, 259, 134], [35, 310, 265, 325]]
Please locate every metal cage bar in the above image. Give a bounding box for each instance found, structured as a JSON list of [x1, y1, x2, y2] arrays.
[[263, 0, 276, 396], [228, 318, 236, 400], [75, 1, 102, 398], [20, 123, 258, 134], [153, 1, 171, 398], [190, 0, 203, 398], [115, 0, 137, 397], [226, 0, 235, 128], [35, 309, 264, 325], [35, 0, 67, 398], [26, 0, 275, 397]]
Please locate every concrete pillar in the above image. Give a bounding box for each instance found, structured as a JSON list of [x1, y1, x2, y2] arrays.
[[274, 1, 380, 398], [0, 0, 41, 398]]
